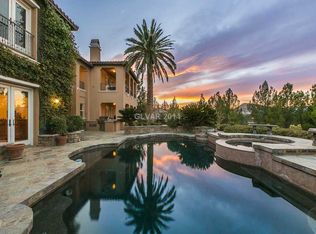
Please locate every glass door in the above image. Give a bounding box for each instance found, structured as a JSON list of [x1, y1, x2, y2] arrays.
[[0, 85, 32, 145], [0, 85, 9, 144], [13, 88, 29, 143]]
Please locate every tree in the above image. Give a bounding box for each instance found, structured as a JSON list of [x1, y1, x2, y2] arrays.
[[170, 96, 179, 109], [208, 88, 244, 125], [311, 84, 316, 106], [124, 143, 176, 233], [167, 141, 214, 170], [250, 80, 277, 124], [137, 80, 147, 113], [181, 94, 216, 128], [161, 100, 169, 110], [125, 19, 177, 113]]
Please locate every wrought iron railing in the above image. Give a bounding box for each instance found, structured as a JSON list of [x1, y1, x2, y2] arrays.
[[0, 14, 33, 57]]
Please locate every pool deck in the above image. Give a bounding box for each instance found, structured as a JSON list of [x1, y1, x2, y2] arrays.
[[0, 131, 195, 234]]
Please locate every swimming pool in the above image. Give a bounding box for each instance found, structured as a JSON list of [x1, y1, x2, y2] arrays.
[[31, 139, 316, 234]]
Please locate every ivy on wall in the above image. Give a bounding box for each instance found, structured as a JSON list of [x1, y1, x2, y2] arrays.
[[0, 0, 77, 131]]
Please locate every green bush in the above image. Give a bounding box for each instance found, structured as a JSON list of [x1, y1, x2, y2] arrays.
[[118, 107, 139, 126], [181, 103, 216, 129], [223, 124, 270, 134], [46, 116, 67, 135], [272, 127, 312, 139], [222, 124, 312, 139], [66, 115, 85, 132], [166, 108, 181, 128]]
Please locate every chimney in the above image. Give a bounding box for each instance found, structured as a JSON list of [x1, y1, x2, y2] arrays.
[[89, 39, 101, 62]]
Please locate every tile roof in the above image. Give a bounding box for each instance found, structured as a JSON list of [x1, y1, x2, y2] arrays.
[[48, 0, 79, 31]]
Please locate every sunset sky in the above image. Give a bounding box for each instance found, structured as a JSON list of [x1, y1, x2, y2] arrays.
[[55, 0, 316, 104]]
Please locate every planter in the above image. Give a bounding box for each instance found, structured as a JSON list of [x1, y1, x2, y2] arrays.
[[67, 130, 85, 143], [5, 144, 25, 161], [56, 135, 67, 146], [38, 134, 58, 146]]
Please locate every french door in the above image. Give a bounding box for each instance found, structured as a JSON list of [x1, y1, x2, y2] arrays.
[[0, 84, 33, 145]]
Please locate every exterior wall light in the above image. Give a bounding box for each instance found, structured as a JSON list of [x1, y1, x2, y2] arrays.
[[51, 97, 62, 108]]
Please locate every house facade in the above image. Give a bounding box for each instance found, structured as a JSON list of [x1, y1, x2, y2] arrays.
[[0, 0, 78, 147], [72, 39, 138, 131]]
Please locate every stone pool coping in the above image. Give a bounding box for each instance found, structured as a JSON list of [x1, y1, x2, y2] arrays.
[[212, 132, 316, 195], [0, 132, 195, 234], [211, 132, 316, 154]]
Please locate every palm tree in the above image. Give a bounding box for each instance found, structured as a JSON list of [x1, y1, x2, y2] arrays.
[[124, 144, 176, 233], [125, 19, 177, 113]]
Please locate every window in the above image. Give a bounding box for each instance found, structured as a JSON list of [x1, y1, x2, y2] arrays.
[[79, 66, 87, 90], [100, 68, 116, 91], [130, 78, 133, 96], [125, 73, 129, 94], [80, 103, 85, 119], [0, 0, 33, 56], [15, 3, 26, 48], [134, 82, 137, 98]]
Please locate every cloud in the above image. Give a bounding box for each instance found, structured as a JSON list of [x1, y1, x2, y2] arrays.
[[154, 0, 316, 103]]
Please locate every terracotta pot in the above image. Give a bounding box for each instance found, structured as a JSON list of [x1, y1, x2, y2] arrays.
[[5, 144, 25, 161], [56, 135, 67, 146]]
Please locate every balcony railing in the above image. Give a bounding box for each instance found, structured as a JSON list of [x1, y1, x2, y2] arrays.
[[100, 83, 116, 91], [0, 14, 33, 57]]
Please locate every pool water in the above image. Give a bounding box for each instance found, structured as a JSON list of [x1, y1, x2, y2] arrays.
[[31, 140, 316, 234]]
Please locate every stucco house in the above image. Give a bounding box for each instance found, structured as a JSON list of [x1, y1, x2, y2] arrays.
[[0, 0, 78, 146], [72, 39, 139, 131]]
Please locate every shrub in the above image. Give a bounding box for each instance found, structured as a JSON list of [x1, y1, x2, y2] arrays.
[[223, 124, 270, 134], [67, 115, 85, 132], [118, 107, 139, 126], [46, 116, 67, 135], [222, 124, 312, 139], [272, 127, 312, 139], [181, 103, 216, 129], [223, 124, 252, 133], [166, 108, 181, 128]]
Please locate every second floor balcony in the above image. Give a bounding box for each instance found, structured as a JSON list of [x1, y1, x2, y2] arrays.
[[0, 14, 34, 58]]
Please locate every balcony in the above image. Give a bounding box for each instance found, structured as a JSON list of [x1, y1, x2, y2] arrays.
[[0, 14, 33, 58]]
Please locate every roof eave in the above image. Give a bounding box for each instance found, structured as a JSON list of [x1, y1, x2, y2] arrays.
[[48, 0, 79, 31]]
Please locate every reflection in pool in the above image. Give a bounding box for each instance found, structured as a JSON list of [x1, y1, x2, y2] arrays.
[[31, 140, 316, 234]]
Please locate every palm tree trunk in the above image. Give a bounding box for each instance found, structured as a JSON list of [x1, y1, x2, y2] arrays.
[[147, 143, 154, 196], [147, 69, 153, 114]]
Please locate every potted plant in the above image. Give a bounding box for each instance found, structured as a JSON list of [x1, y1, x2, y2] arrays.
[[5, 144, 25, 160], [46, 116, 68, 146]]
